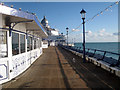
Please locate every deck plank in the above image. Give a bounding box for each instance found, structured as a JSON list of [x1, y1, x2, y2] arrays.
[[2, 46, 120, 89]]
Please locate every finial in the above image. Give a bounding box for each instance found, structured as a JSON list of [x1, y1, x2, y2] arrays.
[[11, 5, 13, 8], [19, 8, 21, 11]]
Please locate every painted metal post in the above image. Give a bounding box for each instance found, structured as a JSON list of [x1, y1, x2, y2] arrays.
[[80, 9, 86, 63], [66, 27, 69, 46], [82, 18, 86, 62]]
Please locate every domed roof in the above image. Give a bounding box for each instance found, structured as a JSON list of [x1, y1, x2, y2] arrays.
[[41, 16, 48, 24]]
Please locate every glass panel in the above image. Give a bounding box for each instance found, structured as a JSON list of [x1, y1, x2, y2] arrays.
[[40, 39, 41, 48], [27, 36, 30, 51], [27, 36, 33, 51], [0, 30, 8, 58], [20, 34, 25, 53], [30, 37, 33, 50], [36, 39, 39, 48], [12, 32, 19, 55], [34, 38, 36, 49], [38, 39, 40, 48]]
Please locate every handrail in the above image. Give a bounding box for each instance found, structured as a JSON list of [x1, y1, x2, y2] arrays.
[[60, 45, 120, 64], [74, 46, 120, 56]]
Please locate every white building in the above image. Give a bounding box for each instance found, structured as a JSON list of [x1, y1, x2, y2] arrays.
[[0, 4, 47, 84], [41, 16, 66, 46]]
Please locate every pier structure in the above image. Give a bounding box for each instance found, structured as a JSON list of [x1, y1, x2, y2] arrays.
[[62, 45, 120, 78], [0, 2, 120, 89], [2, 46, 120, 89], [0, 4, 47, 84]]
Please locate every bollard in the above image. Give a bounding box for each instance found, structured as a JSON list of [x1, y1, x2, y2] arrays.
[[72, 58, 76, 63]]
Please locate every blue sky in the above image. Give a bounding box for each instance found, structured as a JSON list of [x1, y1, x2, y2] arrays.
[[1, 0, 118, 2], [4, 2, 118, 42]]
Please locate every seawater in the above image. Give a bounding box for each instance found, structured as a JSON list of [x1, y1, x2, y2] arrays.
[[74, 42, 120, 60]]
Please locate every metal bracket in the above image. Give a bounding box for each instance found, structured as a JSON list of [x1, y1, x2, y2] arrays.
[[11, 20, 33, 29], [8, 20, 33, 36]]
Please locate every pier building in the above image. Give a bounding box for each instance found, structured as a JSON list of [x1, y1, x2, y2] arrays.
[[41, 16, 66, 46], [0, 4, 47, 84]]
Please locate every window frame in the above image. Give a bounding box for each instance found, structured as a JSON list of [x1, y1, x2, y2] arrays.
[[20, 34, 26, 54], [12, 31, 20, 56], [12, 31, 26, 56], [27, 35, 33, 52], [0, 29, 8, 58]]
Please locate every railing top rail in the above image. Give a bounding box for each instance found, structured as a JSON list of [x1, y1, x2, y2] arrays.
[[73, 46, 120, 56], [85, 48, 120, 56]]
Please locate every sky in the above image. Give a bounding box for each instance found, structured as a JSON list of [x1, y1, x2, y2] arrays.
[[4, 2, 119, 42], [0, 0, 119, 2]]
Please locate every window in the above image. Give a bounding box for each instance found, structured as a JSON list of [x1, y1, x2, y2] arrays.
[[27, 36, 33, 51], [34, 38, 36, 49], [27, 36, 30, 51], [34, 38, 39, 49], [39, 39, 42, 47], [30, 37, 33, 50], [12, 32, 19, 55], [20, 34, 25, 53], [0, 30, 8, 58], [36, 39, 39, 48], [38, 39, 40, 48]]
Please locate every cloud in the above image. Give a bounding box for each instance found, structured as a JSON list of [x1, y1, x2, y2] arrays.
[[99, 28, 105, 33], [98, 28, 106, 36], [72, 29, 80, 32], [86, 30, 93, 38], [68, 28, 118, 42], [86, 30, 92, 34], [97, 28, 114, 37]]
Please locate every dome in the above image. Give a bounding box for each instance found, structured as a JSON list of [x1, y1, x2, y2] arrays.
[[41, 16, 49, 25]]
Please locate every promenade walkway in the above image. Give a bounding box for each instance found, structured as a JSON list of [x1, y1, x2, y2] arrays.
[[2, 46, 120, 89]]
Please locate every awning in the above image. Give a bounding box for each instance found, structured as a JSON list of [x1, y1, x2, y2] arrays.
[[0, 4, 48, 38]]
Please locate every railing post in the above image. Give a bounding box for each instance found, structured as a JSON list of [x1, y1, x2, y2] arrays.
[[79, 47, 81, 50], [93, 49, 96, 56], [87, 49, 89, 53], [102, 51, 106, 60]]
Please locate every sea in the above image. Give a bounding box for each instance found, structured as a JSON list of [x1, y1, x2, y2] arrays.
[[74, 42, 120, 60]]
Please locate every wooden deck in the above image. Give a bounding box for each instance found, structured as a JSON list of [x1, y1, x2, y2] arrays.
[[2, 46, 120, 89]]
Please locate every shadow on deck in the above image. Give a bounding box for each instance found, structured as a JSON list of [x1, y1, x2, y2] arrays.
[[2, 46, 120, 89], [58, 46, 120, 89]]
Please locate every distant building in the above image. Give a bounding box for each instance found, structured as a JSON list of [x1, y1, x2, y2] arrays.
[[41, 16, 66, 46]]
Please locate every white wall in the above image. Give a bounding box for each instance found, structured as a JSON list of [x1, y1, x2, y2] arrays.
[[42, 41, 48, 48], [51, 30, 59, 36], [0, 14, 44, 84]]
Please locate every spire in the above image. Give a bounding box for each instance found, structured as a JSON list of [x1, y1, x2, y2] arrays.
[[44, 16, 46, 19]]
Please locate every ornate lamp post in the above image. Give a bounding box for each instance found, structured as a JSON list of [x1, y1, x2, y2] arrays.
[[66, 27, 69, 46], [80, 9, 86, 63]]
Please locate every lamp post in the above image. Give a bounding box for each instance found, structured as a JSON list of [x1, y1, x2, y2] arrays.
[[80, 9, 86, 63], [66, 27, 69, 46]]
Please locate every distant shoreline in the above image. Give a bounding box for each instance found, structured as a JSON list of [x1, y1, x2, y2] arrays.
[[74, 42, 120, 43]]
